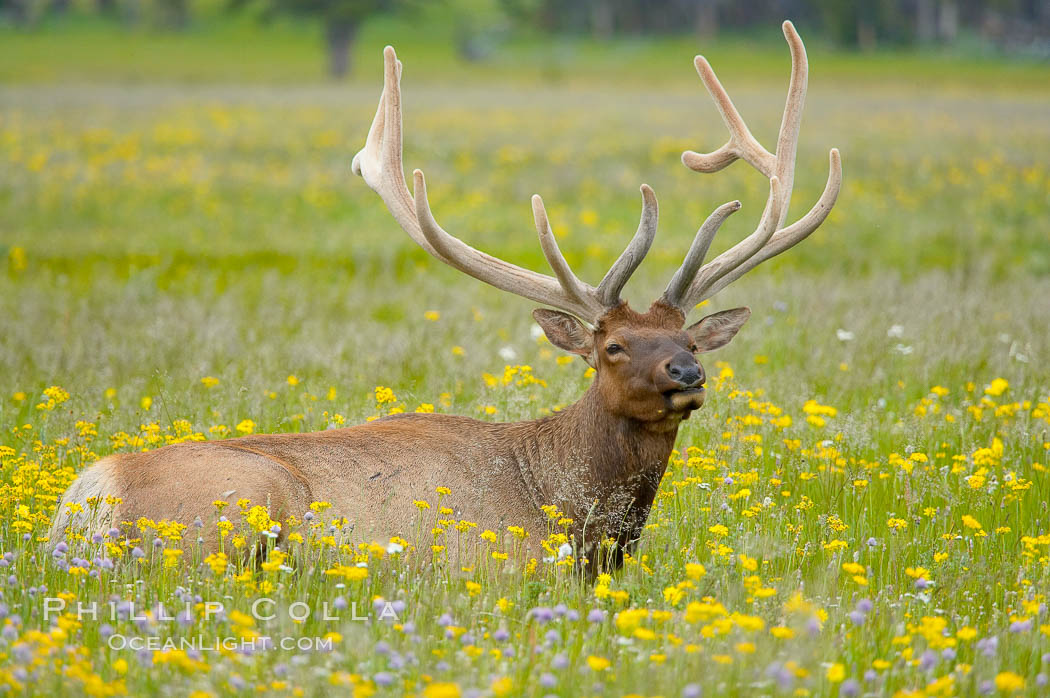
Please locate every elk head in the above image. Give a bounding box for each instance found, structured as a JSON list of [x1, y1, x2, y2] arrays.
[[532, 303, 750, 426], [352, 22, 841, 427]]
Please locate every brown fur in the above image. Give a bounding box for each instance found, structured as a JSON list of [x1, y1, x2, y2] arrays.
[[50, 300, 748, 571]]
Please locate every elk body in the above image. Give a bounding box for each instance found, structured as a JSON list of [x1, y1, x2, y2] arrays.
[[50, 22, 841, 570]]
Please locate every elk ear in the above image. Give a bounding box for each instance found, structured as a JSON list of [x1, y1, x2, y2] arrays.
[[533, 309, 594, 359], [687, 307, 750, 353]]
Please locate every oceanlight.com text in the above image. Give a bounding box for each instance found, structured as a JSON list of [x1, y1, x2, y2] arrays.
[[106, 634, 335, 652]]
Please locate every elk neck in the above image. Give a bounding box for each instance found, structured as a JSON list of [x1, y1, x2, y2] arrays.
[[499, 375, 683, 537]]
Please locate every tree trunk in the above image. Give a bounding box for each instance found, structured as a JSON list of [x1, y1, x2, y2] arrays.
[[326, 20, 358, 80], [121, 0, 140, 26], [937, 0, 959, 42], [857, 18, 877, 51], [695, 0, 719, 39], [916, 0, 936, 43], [163, 0, 189, 30], [590, 0, 613, 38]]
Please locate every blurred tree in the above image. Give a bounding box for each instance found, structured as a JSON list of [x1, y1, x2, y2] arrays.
[[695, 0, 720, 38], [517, 0, 1050, 50], [155, 0, 189, 29], [450, 0, 542, 60], [0, 0, 28, 24], [534, 0, 799, 38], [938, 0, 960, 40], [812, 0, 916, 48], [590, 0, 612, 37], [230, 0, 409, 78]]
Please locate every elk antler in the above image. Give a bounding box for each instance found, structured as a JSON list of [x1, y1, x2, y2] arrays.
[[352, 46, 658, 324], [661, 21, 842, 311]]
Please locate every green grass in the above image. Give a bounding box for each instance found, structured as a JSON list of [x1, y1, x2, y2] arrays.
[[1, 26, 1050, 697]]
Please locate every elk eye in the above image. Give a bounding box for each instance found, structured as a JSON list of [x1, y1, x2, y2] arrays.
[[605, 343, 623, 355]]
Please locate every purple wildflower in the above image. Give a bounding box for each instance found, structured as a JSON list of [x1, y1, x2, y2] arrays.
[[919, 650, 938, 672], [976, 635, 998, 658], [766, 662, 793, 692], [530, 607, 555, 623], [1009, 618, 1032, 633]]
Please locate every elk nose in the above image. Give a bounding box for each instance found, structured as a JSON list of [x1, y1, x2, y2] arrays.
[[665, 353, 703, 388]]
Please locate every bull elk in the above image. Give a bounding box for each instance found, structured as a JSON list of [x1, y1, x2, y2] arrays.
[[50, 22, 840, 571]]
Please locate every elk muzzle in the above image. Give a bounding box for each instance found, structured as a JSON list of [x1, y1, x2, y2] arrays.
[[661, 352, 706, 412]]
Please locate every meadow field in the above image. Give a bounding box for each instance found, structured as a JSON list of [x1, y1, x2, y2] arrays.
[[2, 20, 1050, 697]]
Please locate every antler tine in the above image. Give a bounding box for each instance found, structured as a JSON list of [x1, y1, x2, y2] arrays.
[[355, 45, 662, 324], [664, 21, 841, 312], [352, 47, 437, 256], [772, 19, 809, 227], [700, 148, 841, 301], [681, 58, 775, 178], [596, 184, 659, 307], [683, 177, 783, 301], [660, 199, 741, 306], [531, 195, 595, 308]]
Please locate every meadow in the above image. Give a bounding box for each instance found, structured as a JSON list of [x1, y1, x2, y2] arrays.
[[2, 20, 1050, 697]]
